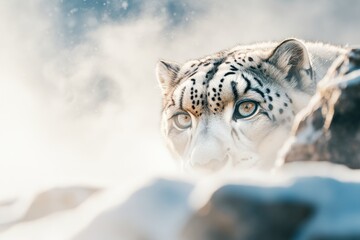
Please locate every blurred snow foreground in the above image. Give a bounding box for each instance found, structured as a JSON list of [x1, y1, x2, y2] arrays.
[[1, 50, 360, 240]]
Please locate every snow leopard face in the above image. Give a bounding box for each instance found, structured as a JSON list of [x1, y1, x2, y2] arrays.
[[157, 39, 315, 171]]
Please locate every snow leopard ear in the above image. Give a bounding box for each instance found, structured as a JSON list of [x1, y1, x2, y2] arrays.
[[156, 60, 180, 95], [268, 39, 314, 93]]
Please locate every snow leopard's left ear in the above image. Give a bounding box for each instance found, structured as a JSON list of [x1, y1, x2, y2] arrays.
[[268, 39, 314, 93], [156, 60, 180, 95]]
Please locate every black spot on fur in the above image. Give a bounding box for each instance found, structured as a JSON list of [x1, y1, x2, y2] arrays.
[[268, 104, 273, 110], [179, 86, 186, 109], [242, 73, 251, 93], [250, 88, 265, 98], [268, 96, 273, 101], [230, 65, 238, 71], [279, 108, 284, 114], [253, 77, 263, 87], [248, 57, 254, 62], [235, 58, 244, 67], [284, 102, 288, 107], [231, 81, 239, 101], [224, 72, 236, 77], [216, 103, 220, 107], [266, 88, 270, 94], [220, 78, 224, 83], [276, 93, 280, 97]]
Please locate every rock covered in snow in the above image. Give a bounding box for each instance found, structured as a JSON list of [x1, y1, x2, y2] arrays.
[[182, 175, 360, 240], [0, 186, 100, 232], [281, 48, 360, 169], [73, 179, 193, 240]]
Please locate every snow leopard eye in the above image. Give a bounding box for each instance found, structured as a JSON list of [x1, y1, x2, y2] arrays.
[[233, 100, 259, 120], [173, 113, 192, 130]]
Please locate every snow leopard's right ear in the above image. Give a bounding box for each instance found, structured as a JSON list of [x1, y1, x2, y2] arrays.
[[156, 60, 180, 95]]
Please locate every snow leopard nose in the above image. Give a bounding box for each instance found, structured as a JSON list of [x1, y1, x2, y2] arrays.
[[190, 139, 228, 171]]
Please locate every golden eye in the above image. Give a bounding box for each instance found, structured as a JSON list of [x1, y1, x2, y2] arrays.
[[233, 100, 259, 120], [173, 113, 192, 130]]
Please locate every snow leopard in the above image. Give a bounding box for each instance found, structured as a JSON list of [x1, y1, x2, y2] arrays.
[[156, 39, 346, 171]]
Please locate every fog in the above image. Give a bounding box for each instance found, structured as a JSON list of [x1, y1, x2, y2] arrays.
[[1, 0, 360, 198]]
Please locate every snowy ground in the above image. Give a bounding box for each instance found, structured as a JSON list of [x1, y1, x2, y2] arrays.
[[1, 1, 360, 239]]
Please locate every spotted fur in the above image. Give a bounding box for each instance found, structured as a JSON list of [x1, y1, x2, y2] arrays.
[[157, 39, 346, 171]]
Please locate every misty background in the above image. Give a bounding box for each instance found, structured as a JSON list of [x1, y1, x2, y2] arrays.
[[1, 0, 360, 199]]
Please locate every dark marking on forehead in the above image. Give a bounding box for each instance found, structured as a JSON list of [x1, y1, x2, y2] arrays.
[[253, 77, 263, 87], [204, 58, 225, 84], [230, 65, 238, 71], [234, 58, 244, 67], [241, 73, 251, 93], [179, 86, 186, 109], [231, 81, 239, 101], [188, 71, 197, 78], [224, 72, 236, 77], [203, 62, 211, 66], [250, 88, 265, 98]]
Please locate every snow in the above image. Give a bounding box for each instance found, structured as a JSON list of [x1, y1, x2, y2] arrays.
[[1, 0, 360, 239]]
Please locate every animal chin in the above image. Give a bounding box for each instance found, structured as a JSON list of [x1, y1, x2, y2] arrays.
[[231, 154, 260, 168]]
